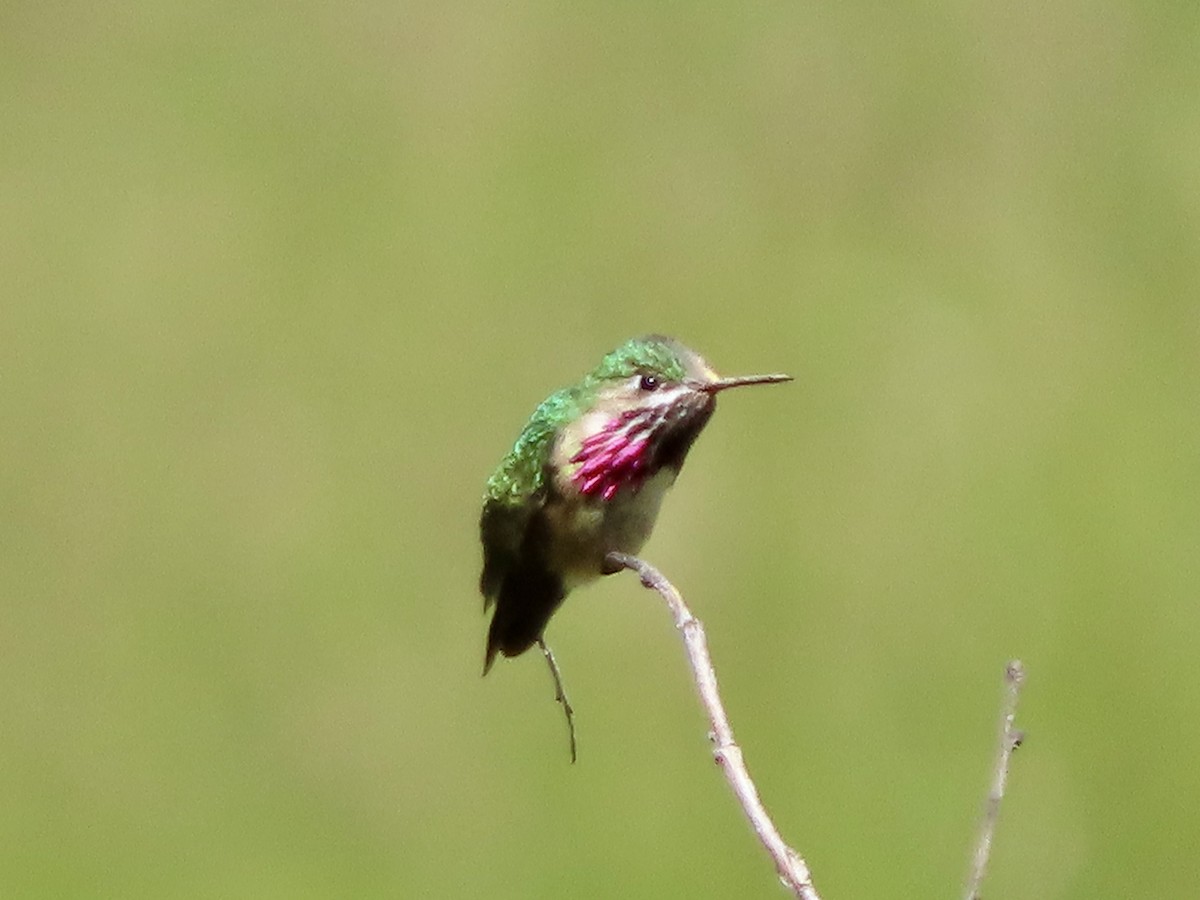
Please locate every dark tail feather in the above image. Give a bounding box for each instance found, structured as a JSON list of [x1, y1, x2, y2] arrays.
[[482, 564, 565, 676]]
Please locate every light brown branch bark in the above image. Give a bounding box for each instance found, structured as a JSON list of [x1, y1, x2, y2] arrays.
[[536, 638, 578, 764], [964, 659, 1026, 900], [606, 552, 821, 900]]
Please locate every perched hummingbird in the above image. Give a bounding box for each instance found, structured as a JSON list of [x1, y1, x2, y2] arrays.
[[479, 335, 791, 674]]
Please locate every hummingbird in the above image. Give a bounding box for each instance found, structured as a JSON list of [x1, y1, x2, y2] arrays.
[[480, 335, 791, 674]]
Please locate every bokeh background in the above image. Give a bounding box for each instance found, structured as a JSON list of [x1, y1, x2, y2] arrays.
[[4, 2, 1199, 897]]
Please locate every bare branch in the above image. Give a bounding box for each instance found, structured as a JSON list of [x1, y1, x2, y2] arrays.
[[537, 638, 577, 764], [606, 552, 821, 900], [964, 659, 1026, 900]]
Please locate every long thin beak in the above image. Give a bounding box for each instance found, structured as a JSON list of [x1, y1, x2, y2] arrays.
[[700, 373, 793, 393]]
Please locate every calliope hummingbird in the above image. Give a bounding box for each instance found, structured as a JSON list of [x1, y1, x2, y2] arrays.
[[479, 335, 790, 674]]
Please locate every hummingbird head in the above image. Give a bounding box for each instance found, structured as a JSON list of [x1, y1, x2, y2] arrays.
[[563, 335, 791, 500]]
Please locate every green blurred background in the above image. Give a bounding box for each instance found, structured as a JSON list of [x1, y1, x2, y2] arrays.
[[4, 2, 1199, 897]]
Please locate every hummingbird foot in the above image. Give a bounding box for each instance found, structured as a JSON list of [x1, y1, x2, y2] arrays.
[[600, 554, 626, 576]]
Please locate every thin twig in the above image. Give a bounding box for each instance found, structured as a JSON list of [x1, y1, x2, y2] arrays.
[[964, 659, 1026, 900], [606, 552, 821, 900], [537, 638, 578, 764]]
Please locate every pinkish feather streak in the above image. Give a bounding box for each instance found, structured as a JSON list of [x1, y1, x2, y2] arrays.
[[613, 440, 646, 468], [576, 456, 609, 478], [579, 472, 607, 495]]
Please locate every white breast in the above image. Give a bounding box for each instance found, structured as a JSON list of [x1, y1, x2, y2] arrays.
[[600, 467, 677, 555], [548, 467, 679, 591]]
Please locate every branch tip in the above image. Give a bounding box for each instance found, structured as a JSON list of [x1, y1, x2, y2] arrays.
[[605, 551, 821, 900], [963, 661, 1027, 900], [537, 638, 578, 764]]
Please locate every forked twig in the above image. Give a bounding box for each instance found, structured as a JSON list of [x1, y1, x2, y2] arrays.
[[606, 552, 821, 900], [537, 638, 577, 764], [964, 659, 1026, 900]]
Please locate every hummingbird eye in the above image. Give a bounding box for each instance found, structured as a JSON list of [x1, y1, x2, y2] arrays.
[[638, 373, 660, 392]]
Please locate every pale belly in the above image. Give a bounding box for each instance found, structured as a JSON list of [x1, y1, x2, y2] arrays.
[[546, 468, 677, 590]]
